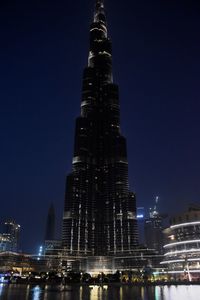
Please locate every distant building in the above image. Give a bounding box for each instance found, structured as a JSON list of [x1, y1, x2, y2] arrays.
[[161, 205, 200, 280], [43, 240, 62, 271], [43, 204, 62, 269], [0, 234, 10, 252], [44, 240, 62, 254], [144, 197, 164, 254], [0, 251, 48, 274], [44, 203, 55, 241], [0, 252, 33, 273], [137, 207, 145, 244], [0, 220, 20, 252], [144, 216, 163, 253]]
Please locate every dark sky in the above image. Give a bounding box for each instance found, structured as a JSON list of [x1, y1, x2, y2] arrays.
[[0, 0, 200, 253]]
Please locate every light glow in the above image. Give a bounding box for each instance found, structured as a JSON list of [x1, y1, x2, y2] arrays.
[[171, 221, 200, 229], [165, 270, 200, 274], [188, 258, 200, 261], [164, 248, 200, 256], [137, 214, 144, 219], [164, 239, 200, 248], [160, 259, 185, 264]]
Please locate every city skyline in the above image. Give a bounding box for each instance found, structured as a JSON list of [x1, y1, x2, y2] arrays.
[[0, 0, 200, 252]]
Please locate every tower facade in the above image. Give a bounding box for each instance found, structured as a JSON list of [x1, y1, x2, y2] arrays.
[[62, 0, 138, 257]]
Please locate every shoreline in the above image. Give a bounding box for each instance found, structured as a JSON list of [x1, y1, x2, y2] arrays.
[[2, 281, 200, 287]]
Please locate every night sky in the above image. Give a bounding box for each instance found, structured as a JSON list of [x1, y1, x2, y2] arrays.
[[0, 0, 200, 253]]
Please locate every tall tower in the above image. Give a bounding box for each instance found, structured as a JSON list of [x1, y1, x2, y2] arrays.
[[62, 0, 138, 257]]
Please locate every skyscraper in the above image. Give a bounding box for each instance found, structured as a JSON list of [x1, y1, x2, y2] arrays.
[[1, 220, 20, 252], [144, 198, 164, 254], [45, 203, 55, 241], [62, 0, 138, 257], [44, 204, 62, 258]]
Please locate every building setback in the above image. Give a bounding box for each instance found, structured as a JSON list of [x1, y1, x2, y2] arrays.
[[62, 0, 138, 257]]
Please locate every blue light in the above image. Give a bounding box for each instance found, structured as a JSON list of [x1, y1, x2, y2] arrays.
[[137, 214, 144, 219], [0, 277, 4, 283], [37, 245, 43, 260]]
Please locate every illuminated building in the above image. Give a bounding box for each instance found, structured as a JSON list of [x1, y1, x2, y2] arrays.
[[0, 220, 20, 252], [62, 0, 138, 261], [0, 234, 10, 252], [0, 252, 48, 274], [0, 252, 33, 274], [144, 197, 164, 254], [161, 205, 200, 280]]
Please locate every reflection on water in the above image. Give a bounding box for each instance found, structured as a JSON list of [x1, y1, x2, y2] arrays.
[[0, 284, 200, 300], [0, 284, 3, 297], [32, 286, 42, 300], [161, 285, 200, 300]]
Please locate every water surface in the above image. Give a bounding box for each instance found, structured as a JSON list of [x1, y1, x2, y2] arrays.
[[0, 284, 200, 300]]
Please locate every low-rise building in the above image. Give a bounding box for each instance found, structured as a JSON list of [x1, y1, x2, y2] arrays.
[[161, 205, 200, 280]]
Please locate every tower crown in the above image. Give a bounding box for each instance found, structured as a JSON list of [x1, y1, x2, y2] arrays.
[[94, 0, 106, 24]]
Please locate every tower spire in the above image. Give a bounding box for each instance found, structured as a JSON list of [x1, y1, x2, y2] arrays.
[[95, 0, 104, 10], [94, 0, 106, 24]]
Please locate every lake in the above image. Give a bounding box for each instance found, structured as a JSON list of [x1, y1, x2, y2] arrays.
[[0, 284, 200, 300]]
